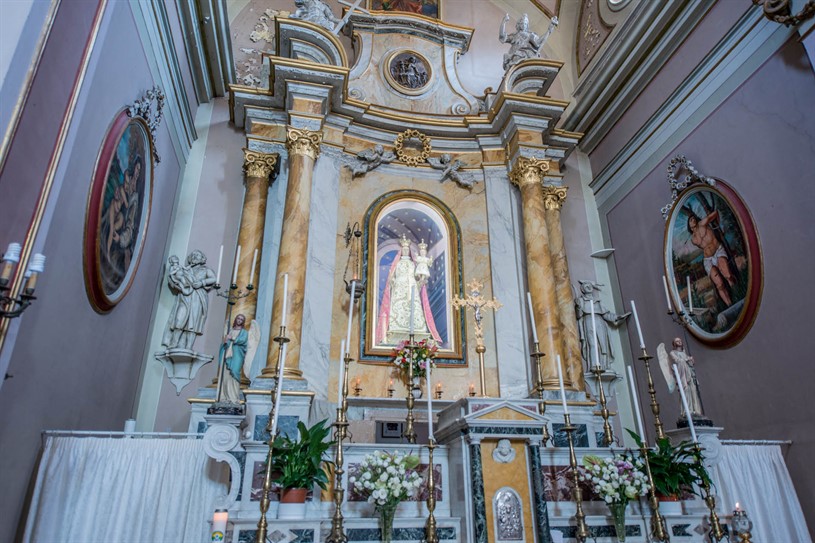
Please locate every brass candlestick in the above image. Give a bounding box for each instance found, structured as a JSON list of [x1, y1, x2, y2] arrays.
[[404, 333, 417, 444], [638, 348, 666, 439], [531, 342, 550, 446], [590, 365, 614, 447], [326, 352, 353, 543], [476, 343, 488, 396], [696, 443, 726, 541], [562, 413, 589, 543], [424, 439, 439, 543], [639, 444, 669, 542], [255, 326, 289, 543]]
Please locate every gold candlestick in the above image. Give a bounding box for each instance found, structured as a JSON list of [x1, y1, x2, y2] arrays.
[[531, 342, 550, 446], [424, 439, 439, 543], [562, 413, 589, 542], [476, 343, 487, 396], [255, 326, 289, 543], [404, 333, 417, 444], [591, 365, 614, 447], [326, 352, 353, 543], [639, 444, 669, 542], [638, 348, 666, 440], [696, 443, 726, 541]]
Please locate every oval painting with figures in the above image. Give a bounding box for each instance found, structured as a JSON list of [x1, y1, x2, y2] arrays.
[[84, 111, 153, 312], [663, 181, 761, 347]]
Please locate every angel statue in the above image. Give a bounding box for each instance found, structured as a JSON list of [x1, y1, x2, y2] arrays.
[[427, 153, 477, 189], [290, 0, 340, 32], [658, 337, 708, 423], [348, 144, 396, 177], [499, 13, 559, 71], [217, 313, 261, 405], [574, 280, 630, 370]]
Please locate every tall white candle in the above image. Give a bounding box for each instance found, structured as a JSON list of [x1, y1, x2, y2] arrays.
[[211, 509, 228, 542], [216, 245, 223, 285], [662, 275, 672, 311], [345, 281, 357, 352], [556, 354, 568, 415], [426, 362, 434, 440], [337, 339, 346, 409], [590, 302, 600, 368], [526, 292, 539, 344], [627, 365, 646, 438], [687, 276, 693, 312], [280, 274, 289, 328], [630, 300, 646, 349], [409, 286, 415, 335], [249, 249, 258, 286], [672, 364, 698, 443], [232, 245, 241, 284], [270, 337, 287, 439]]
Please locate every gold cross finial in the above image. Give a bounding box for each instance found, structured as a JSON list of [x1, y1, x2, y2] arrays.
[[452, 278, 502, 347]]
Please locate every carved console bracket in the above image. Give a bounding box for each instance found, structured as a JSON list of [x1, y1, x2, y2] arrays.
[[154, 348, 214, 394], [202, 417, 243, 510]]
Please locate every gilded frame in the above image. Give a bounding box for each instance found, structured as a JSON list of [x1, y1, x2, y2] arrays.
[[83, 110, 154, 313], [663, 180, 762, 347], [360, 190, 465, 364], [382, 50, 434, 96], [367, 0, 442, 19]]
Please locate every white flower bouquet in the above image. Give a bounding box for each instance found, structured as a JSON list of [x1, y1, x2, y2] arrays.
[[579, 453, 650, 505], [349, 450, 423, 509]]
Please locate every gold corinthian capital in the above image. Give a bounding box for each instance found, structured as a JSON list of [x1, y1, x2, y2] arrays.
[[541, 185, 568, 210], [286, 127, 323, 160], [243, 149, 278, 180], [509, 156, 551, 188]]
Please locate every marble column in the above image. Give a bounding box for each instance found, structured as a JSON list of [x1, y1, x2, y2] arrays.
[[542, 185, 584, 391], [510, 157, 570, 389], [234, 149, 278, 322], [260, 127, 322, 380], [526, 437, 553, 543], [469, 437, 487, 543]]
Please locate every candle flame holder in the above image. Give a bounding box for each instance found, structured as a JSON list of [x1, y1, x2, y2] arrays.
[[562, 413, 589, 542], [638, 443, 670, 542], [424, 439, 439, 543], [696, 443, 726, 541], [326, 352, 353, 543], [255, 325, 289, 543], [638, 347, 665, 440], [590, 365, 614, 447], [531, 342, 550, 446]]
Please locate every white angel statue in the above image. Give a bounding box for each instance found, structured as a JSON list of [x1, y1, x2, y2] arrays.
[[657, 337, 705, 419], [348, 144, 396, 177], [217, 313, 261, 404], [427, 153, 477, 189]]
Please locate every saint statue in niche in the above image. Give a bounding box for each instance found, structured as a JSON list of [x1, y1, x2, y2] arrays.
[[368, 197, 456, 355]]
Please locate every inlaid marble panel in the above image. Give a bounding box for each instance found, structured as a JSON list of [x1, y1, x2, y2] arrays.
[[254, 414, 299, 442], [551, 423, 588, 447]]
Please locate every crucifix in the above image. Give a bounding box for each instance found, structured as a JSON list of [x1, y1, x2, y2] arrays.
[[453, 278, 501, 396], [334, 0, 370, 35]]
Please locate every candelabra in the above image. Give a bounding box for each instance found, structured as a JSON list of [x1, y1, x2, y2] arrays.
[[424, 439, 439, 543], [562, 413, 589, 542], [590, 365, 614, 447], [211, 281, 253, 407], [0, 245, 45, 320], [696, 443, 726, 542], [404, 333, 417, 444], [639, 443, 670, 542], [326, 352, 353, 543], [531, 342, 550, 446], [255, 326, 289, 543], [638, 347, 666, 439]]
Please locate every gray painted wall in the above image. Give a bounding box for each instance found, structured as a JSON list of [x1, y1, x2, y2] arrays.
[[603, 38, 815, 534], [0, 2, 190, 538]]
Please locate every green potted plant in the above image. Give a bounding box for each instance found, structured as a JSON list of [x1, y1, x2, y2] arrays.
[[269, 419, 335, 519], [627, 430, 711, 514]]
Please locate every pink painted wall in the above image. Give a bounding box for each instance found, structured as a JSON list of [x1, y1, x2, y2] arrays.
[[604, 38, 815, 534], [0, 2, 192, 539]]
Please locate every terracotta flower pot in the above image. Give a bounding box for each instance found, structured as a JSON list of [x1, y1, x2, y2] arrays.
[[278, 488, 308, 519], [280, 487, 308, 503]]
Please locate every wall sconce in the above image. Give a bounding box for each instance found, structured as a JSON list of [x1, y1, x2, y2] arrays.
[[343, 222, 365, 302], [1, 243, 46, 319]]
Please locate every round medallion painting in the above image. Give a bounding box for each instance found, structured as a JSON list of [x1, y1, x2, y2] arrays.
[[84, 110, 153, 312], [663, 180, 761, 347], [386, 51, 431, 93]]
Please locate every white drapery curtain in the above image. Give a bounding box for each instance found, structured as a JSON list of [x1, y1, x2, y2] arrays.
[[23, 436, 228, 543], [713, 444, 811, 543]]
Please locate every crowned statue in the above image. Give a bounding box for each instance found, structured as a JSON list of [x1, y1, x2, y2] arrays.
[[377, 235, 441, 345]]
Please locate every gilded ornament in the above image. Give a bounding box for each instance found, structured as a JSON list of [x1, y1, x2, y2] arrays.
[[242, 149, 278, 180], [286, 127, 323, 160], [541, 185, 568, 210], [394, 129, 432, 167], [509, 156, 550, 187]]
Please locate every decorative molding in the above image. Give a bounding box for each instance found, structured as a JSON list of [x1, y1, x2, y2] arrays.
[[753, 0, 815, 26], [576, 0, 614, 75], [126, 86, 165, 164], [590, 7, 795, 211], [509, 156, 550, 188], [242, 149, 278, 180], [541, 185, 568, 210], [285, 127, 322, 159], [394, 129, 432, 166], [660, 155, 715, 219]]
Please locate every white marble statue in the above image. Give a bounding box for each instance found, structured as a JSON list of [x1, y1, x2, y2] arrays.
[[162, 250, 217, 351], [427, 153, 477, 189], [348, 144, 396, 177], [658, 337, 706, 418], [498, 13, 558, 71], [290, 0, 340, 32], [574, 280, 630, 370]]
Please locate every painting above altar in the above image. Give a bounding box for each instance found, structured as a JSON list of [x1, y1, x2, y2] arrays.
[[363, 193, 464, 363]]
